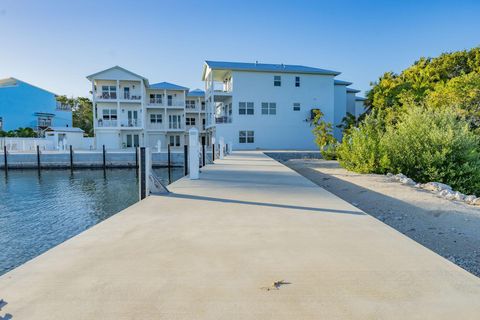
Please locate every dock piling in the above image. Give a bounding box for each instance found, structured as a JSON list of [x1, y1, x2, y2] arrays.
[[3, 145, 7, 172], [202, 144, 206, 167], [184, 145, 188, 176], [36, 145, 41, 170], [138, 147, 147, 200], [69, 145, 74, 170], [102, 145, 106, 170], [167, 144, 171, 184]]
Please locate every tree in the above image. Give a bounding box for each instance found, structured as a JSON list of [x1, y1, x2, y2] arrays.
[[56, 96, 94, 136], [311, 109, 337, 159]]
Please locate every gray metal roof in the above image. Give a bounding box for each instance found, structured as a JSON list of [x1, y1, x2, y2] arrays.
[[149, 82, 189, 91], [355, 96, 367, 101], [187, 89, 205, 97], [204, 60, 341, 76], [334, 79, 353, 86], [347, 88, 361, 93]]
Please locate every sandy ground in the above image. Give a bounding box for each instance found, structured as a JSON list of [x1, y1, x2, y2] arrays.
[[285, 159, 480, 277]]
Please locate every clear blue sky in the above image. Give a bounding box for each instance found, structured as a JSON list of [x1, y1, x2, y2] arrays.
[[1, 0, 479, 98]]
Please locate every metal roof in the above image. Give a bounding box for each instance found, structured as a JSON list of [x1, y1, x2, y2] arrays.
[[334, 79, 353, 86], [149, 82, 189, 91], [187, 89, 205, 97], [203, 60, 340, 79], [347, 88, 361, 93], [355, 96, 367, 101]]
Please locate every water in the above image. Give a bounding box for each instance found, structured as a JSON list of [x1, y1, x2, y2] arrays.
[[0, 167, 184, 276]]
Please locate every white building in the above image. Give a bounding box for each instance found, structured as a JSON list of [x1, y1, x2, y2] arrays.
[[202, 61, 366, 150], [86, 66, 206, 150]]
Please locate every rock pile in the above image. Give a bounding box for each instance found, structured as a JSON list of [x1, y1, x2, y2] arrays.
[[387, 173, 479, 206]]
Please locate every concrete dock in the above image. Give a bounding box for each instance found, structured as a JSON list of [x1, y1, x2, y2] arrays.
[[1, 151, 480, 319]]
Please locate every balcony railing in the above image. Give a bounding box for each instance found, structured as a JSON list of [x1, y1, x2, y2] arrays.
[[168, 123, 183, 130], [56, 102, 72, 111], [120, 119, 142, 127], [122, 93, 142, 101], [97, 119, 118, 127], [149, 98, 163, 105], [215, 116, 232, 124], [97, 92, 117, 100], [147, 123, 164, 130]]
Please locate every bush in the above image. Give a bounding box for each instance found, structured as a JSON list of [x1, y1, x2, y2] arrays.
[[381, 107, 480, 194], [337, 110, 387, 173], [311, 109, 338, 159]]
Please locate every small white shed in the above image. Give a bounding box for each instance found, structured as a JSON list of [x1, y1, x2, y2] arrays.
[[45, 127, 92, 150]]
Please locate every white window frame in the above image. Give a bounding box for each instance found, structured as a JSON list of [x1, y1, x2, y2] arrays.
[[239, 130, 254, 144], [239, 102, 254, 115], [274, 75, 281, 87], [293, 103, 301, 111], [150, 114, 162, 123], [295, 76, 300, 87], [169, 114, 181, 129], [186, 117, 196, 126], [261, 102, 276, 115]]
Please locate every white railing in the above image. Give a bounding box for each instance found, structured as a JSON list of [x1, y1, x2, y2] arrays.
[[122, 93, 142, 101], [96, 92, 117, 100], [97, 119, 118, 127], [120, 119, 142, 127], [147, 123, 164, 130], [0, 138, 55, 151], [215, 116, 232, 124]]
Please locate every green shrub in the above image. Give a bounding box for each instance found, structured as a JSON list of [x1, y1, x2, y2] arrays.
[[311, 109, 338, 159], [381, 107, 480, 194], [337, 110, 388, 173]]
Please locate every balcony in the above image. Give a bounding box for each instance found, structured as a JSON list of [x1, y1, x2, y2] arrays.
[[96, 92, 117, 100], [147, 122, 164, 130], [120, 119, 142, 128], [146, 98, 185, 108], [148, 98, 163, 106], [121, 93, 142, 102], [56, 102, 72, 111], [97, 119, 118, 127], [215, 116, 232, 124]]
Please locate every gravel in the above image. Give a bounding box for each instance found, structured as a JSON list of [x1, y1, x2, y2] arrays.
[[285, 159, 480, 277]]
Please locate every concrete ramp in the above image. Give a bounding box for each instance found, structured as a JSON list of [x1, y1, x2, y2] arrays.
[[1, 151, 479, 319]]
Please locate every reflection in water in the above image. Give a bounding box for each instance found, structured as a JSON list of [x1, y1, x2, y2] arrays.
[[0, 167, 183, 275]]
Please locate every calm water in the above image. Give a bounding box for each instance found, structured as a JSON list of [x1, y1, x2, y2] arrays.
[[0, 167, 184, 275]]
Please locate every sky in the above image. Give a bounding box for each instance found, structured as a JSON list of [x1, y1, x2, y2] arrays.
[[1, 0, 479, 98]]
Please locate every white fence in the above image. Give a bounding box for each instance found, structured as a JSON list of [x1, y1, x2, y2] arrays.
[[0, 138, 55, 151]]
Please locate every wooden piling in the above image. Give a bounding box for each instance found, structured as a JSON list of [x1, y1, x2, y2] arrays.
[[184, 145, 188, 176], [202, 144, 206, 167], [102, 145, 106, 170], [36, 145, 41, 170], [69, 145, 74, 170], [168, 144, 171, 184], [3, 145, 7, 171]]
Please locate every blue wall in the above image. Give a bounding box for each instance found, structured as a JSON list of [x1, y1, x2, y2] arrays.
[[0, 79, 72, 131]]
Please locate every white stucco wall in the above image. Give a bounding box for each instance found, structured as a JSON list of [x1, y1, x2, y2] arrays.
[[333, 85, 347, 141], [355, 100, 366, 118], [346, 92, 356, 116], [214, 71, 335, 150]]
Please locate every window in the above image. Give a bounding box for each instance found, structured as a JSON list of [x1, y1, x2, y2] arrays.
[[123, 87, 130, 99], [149, 94, 162, 104], [186, 117, 196, 126], [186, 100, 196, 109], [101, 85, 117, 99], [201, 101, 206, 110], [239, 130, 254, 144], [261, 102, 276, 115], [102, 109, 117, 120], [274, 75, 281, 87], [293, 103, 301, 111], [239, 102, 254, 115], [169, 115, 181, 129], [167, 95, 173, 106], [295, 76, 300, 87], [150, 114, 162, 123], [169, 135, 181, 147]]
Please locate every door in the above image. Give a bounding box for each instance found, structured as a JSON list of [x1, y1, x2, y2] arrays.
[[127, 110, 138, 127], [123, 87, 130, 99], [126, 134, 140, 148]]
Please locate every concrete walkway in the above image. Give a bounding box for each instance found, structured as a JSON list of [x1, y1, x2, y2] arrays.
[[1, 151, 479, 319]]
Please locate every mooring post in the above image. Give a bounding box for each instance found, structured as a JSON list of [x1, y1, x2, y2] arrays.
[[36, 145, 41, 170], [219, 136, 225, 159], [138, 147, 149, 200], [135, 147, 139, 169], [184, 144, 188, 176], [3, 145, 7, 172], [167, 144, 171, 184], [69, 145, 74, 170], [202, 143, 206, 167], [102, 145, 106, 170], [212, 138, 215, 163], [188, 128, 199, 179]]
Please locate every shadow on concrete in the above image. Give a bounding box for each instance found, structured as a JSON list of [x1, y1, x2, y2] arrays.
[[166, 193, 364, 216]]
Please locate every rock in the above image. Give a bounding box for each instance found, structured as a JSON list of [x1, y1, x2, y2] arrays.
[[414, 183, 422, 188], [439, 189, 455, 200], [422, 182, 452, 192], [471, 198, 480, 206], [386, 172, 394, 177], [453, 191, 465, 201], [400, 177, 415, 185], [464, 195, 477, 204]]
